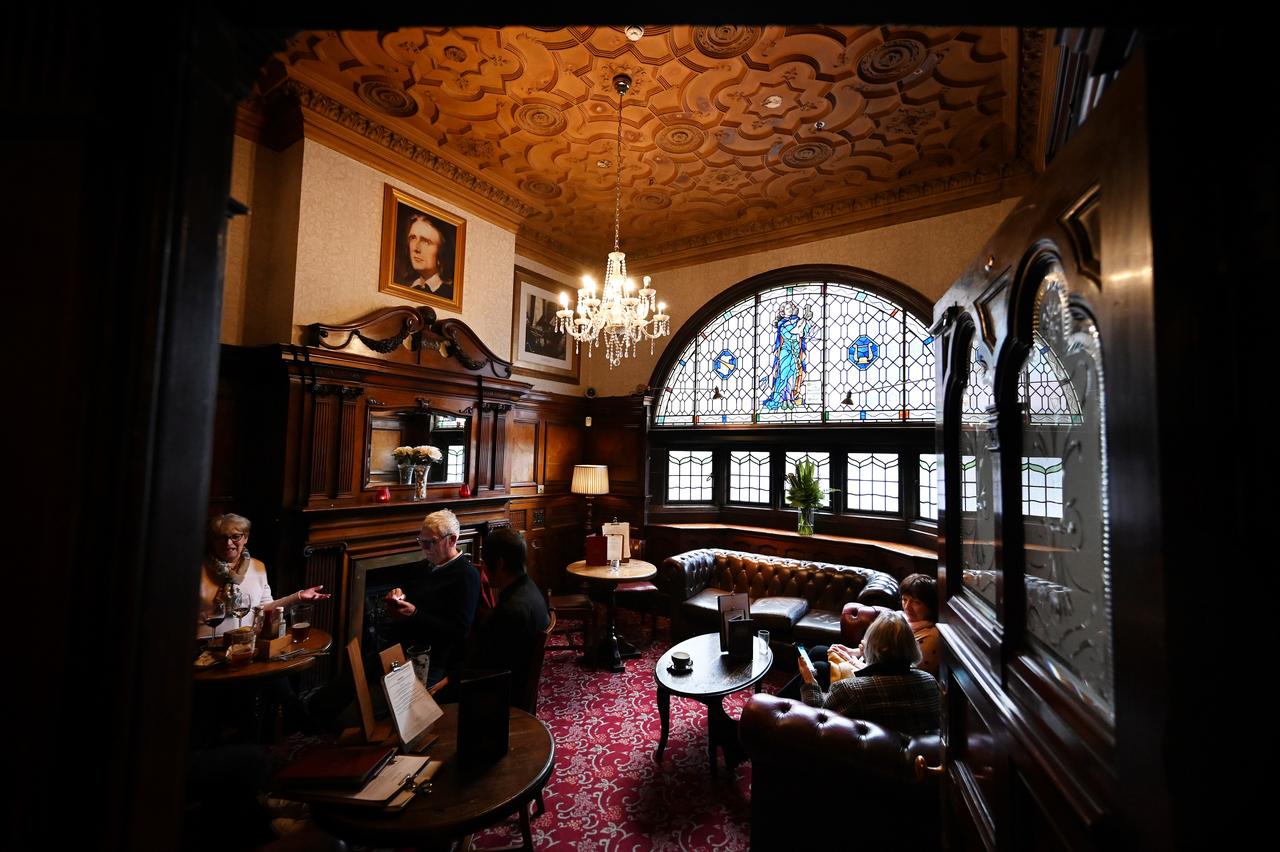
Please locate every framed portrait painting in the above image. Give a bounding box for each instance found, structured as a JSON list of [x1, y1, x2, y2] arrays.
[[511, 267, 579, 384], [378, 185, 466, 311]]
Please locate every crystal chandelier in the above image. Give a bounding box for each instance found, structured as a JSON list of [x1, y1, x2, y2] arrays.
[[557, 73, 670, 368]]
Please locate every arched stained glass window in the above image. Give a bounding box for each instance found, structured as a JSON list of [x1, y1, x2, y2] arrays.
[[654, 281, 936, 425]]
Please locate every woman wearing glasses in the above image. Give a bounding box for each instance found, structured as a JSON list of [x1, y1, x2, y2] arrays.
[[198, 513, 330, 639]]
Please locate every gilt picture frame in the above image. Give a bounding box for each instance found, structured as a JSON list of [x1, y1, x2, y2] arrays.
[[378, 185, 466, 312], [511, 266, 579, 384]]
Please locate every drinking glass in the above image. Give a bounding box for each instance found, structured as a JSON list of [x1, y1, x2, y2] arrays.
[[229, 586, 251, 629], [289, 603, 313, 643], [200, 601, 226, 641]]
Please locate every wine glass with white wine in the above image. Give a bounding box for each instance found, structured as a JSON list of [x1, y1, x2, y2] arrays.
[[229, 586, 251, 629]]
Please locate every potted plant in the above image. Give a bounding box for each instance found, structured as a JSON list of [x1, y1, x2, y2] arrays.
[[785, 458, 832, 536]]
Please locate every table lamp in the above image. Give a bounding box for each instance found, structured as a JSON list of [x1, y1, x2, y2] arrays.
[[571, 464, 609, 534]]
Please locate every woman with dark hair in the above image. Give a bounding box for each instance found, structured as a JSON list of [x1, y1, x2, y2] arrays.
[[798, 611, 941, 735], [899, 573, 940, 677]]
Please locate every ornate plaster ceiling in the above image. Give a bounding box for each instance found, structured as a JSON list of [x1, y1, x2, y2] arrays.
[[259, 25, 1047, 271]]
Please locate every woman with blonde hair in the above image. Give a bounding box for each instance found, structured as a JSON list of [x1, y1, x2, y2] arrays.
[[198, 513, 329, 638], [798, 611, 941, 735]]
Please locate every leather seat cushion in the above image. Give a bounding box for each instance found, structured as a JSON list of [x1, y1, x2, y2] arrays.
[[749, 597, 810, 631], [794, 609, 843, 645], [681, 587, 731, 618]]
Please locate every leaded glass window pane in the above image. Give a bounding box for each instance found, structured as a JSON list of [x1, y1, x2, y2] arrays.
[[960, 455, 978, 512], [962, 341, 996, 423], [729, 451, 771, 505], [653, 280, 935, 426], [846, 453, 899, 513], [918, 454, 938, 521], [785, 451, 831, 508], [702, 299, 757, 424], [1020, 266, 1114, 724], [655, 339, 698, 426], [1020, 333, 1082, 424], [667, 450, 712, 502], [757, 284, 824, 424], [1021, 457, 1064, 519], [446, 445, 465, 482]]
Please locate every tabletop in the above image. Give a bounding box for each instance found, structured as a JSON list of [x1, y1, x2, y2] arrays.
[[566, 558, 657, 583], [193, 628, 332, 684], [654, 632, 772, 700], [312, 704, 554, 848]]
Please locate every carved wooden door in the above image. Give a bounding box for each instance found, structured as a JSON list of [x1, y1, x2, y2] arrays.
[[931, 55, 1179, 849]]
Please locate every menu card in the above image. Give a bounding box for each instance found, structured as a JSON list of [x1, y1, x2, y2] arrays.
[[717, 592, 750, 652], [600, 522, 631, 560], [381, 660, 444, 752]]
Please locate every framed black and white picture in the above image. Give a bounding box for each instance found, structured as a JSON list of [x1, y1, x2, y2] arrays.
[[511, 266, 579, 384]]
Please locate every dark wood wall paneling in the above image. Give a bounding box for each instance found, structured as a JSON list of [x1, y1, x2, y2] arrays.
[[585, 394, 650, 532], [212, 338, 593, 662]]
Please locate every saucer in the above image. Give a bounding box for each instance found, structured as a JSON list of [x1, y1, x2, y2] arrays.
[[667, 663, 693, 675]]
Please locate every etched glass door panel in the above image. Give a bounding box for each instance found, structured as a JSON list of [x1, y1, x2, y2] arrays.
[[1019, 266, 1114, 723], [959, 340, 997, 613]]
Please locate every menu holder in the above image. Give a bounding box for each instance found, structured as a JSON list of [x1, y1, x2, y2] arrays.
[[600, 522, 631, 561], [381, 657, 445, 753], [346, 638, 379, 743], [584, 534, 608, 566], [726, 615, 756, 661], [717, 592, 750, 652], [458, 669, 510, 768]]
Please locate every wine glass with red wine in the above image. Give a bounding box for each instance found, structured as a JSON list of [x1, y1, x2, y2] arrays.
[[201, 600, 226, 641]]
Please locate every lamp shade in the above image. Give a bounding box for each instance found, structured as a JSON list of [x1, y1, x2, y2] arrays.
[[571, 464, 610, 496]]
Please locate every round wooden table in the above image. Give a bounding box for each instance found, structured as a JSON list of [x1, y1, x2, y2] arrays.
[[312, 705, 555, 851], [566, 559, 657, 673], [654, 632, 772, 777], [192, 627, 332, 684]]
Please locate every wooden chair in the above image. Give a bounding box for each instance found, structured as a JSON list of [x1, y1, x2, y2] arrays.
[[544, 587, 596, 656], [470, 613, 556, 852]]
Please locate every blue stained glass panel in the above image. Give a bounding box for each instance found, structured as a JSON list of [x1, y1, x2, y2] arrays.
[[848, 335, 880, 370], [653, 280, 934, 426]]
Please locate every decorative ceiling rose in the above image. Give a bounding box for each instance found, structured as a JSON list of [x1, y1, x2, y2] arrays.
[[356, 80, 418, 118], [857, 38, 929, 85], [556, 73, 671, 368], [634, 191, 671, 210], [655, 124, 707, 154], [781, 140, 834, 169], [693, 25, 760, 59], [514, 103, 568, 136], [523, 178, 562, 199], [443, 45, 467, 62]]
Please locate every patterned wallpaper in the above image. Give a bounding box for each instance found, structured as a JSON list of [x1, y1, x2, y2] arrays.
[[222, 137, 1016, 399]]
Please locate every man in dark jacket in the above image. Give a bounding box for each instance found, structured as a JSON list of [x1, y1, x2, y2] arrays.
[[386, 508, 482, 684], [467, 527, 550, 709]]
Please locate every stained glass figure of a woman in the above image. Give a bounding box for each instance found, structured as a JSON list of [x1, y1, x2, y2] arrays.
[[760, 303, 811, 411]]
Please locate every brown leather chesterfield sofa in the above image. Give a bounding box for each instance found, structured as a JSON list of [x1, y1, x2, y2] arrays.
[[739, 693, 941, 850], [659, 548, 900, 644]]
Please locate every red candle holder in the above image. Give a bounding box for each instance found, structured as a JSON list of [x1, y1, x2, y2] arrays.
[[458, 483, 472, 498], [376, 486, 391, 502]]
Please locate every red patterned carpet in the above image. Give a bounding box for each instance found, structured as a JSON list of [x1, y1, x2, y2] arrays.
[[472, 611, 782, 852]]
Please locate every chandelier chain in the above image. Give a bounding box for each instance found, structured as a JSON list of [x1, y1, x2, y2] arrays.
[[613, 82, 623, 253], [554, 72, 671, 368]]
